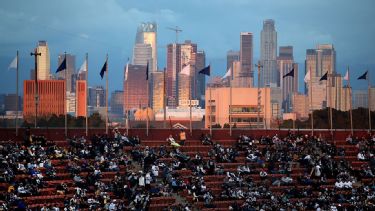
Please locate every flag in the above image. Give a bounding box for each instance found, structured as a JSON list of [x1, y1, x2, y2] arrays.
[[99, 60, 107, 79], [221, 67, 231, 79], [124, 63, 129, 81], [146, 62, 149, 80], [78, 59, 87, 74], [357, 71, 368, 80], [304, 70, 310, 83], [56, 57, 66, 73], [199, 65, 210, 76], [319, 72, 328, 81], [283, 68, 294, 78], [8, 56, 17, 70], [343, 69, 349, 81], [180, 65, 190, 76]]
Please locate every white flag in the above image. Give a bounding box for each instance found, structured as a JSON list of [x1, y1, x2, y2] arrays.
[[221, 67, 231, 80], [180, 65, 190, 76], [304, 70, 310, 83], [8, 56, 17, 70], [78, 59, 87, 74], [124, 63, 129, 81], [343, 69, 349, 81]]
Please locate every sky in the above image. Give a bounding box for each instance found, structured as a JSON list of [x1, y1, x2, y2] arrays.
[[0, 0, 374, 95]]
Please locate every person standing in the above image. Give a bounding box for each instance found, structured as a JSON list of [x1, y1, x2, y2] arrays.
[[179, 129, 186, 146]]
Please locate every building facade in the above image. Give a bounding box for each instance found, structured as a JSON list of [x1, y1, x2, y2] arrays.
[[260, 19, 278, 87], [278, 46, 298, 112], [123, 64, 149, 113], [151, 71, 165, 113], [205, 87, 282, 128], [76, 80, 87, 117], [135, 22, 157, 72], [110, 90, 124, 115], [23, 80, 65, 120], [239, 32, 254, 87], [36, 41, 51, 80], [227, 50, 240, 71]]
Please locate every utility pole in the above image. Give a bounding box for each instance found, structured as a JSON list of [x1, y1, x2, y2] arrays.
[[31, 49, 41, 128]]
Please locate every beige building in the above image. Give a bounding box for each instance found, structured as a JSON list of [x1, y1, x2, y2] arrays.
[[151, 71, 165, 113], [205, 87, 282, 128], [36, 41, 50, 80], [292, 93, 309, 119], [135, 22, 157, 72]]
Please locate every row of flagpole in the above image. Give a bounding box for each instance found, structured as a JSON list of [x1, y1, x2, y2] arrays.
[[7, 50, 371, 136]]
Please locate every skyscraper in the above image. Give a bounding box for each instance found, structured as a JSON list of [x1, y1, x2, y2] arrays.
[[110, 90, 124, 115], [132, 43, 152, 67], [151, 72, 165, 113], [196, 50, 206, 107], [278, 46, 298, 112], [88, 86, 106, 107], [179, 40, 197, 107], [166, 43, 181, 107], [260, 19, 278, 87], [123, 64, 149, 112], [227, 50, 240, 71], [134, 22, 157, 72], [305, 44, 338, 110], [36, 41, 50, 80], [240, 32, 253, 87], [57, 54, 76, 92]]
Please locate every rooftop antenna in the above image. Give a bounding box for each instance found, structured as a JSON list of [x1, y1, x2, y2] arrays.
[[166, 26, 182, 43]]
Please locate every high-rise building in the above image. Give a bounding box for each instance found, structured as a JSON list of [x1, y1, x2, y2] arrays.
[[196, 50, 206, 107], [57, 54, 76, 92], [76, 80, 87, 117], [135, 22, 157, 72], [132, 43, 153, 68], [110, 90, 124, 115], [278, 46, 298, 112], [88, 86, 105, 107], [4, 94, 22, 111], [123, 64, 149, 112], [239, 32, 253, 87], [227, 50, 240, 71], [179, 41, 197, 107], [305, 44, 339, 111], [353, 88, 375, 111], [66, 92, 76, 114], [23, 80, 65, 120], [292, 93, 309, 119], [36, 41, 51, 80], [151, 72, 165, 113], [260, 19, 278, 87], [305, 44, 336, 79], [166, 43, 181, 107]]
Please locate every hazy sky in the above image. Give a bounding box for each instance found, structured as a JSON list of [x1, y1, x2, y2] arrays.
[[1, 0, 374, 95]]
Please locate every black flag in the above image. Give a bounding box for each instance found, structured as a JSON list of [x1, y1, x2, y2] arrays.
[[100, 60, 107, 79], [56, 57, 66, 73], [198, 65, 210, 76], [320, 72, 328, 81], [357, 71, 368, 80], [283, 68, 294, 78]]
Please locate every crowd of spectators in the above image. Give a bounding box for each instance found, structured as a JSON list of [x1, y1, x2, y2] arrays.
[[0, 128, 374, 210]]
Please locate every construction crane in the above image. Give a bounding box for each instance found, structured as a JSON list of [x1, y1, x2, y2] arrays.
[[166, 26, 182, 43]]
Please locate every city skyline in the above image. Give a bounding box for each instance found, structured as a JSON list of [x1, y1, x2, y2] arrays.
[[1, 0, 375, 96]]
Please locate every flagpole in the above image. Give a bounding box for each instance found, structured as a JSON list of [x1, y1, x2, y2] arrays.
[[209, 75, 212, 137], [105, 54, 109, 135], [146, 62, 149, 137], [368, 70, 372, 132], [15, 51, 19, 136], [229, 68, 232, 136], [348, 67, 353, 136], [64, 52, 68, 137], [189, 72, 192, 136], [85, 53, 89, 137], [31, 49, 41, 129], [329, 66, 333, 137], [163, 70, 167, 129], [310, 66, 314, 136], [126, 63, 129, 136]]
